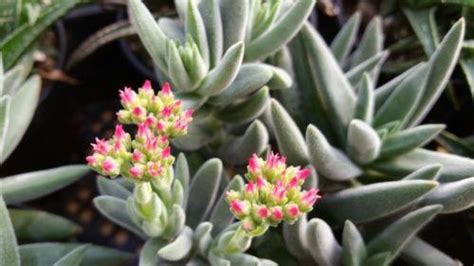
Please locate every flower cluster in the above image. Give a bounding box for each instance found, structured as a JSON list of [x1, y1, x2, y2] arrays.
[[226, 153, 321, 236], [87, 81, 193, 182]]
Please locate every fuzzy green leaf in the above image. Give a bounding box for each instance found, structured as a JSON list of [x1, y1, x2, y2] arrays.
[[354, 74, 374, 123], [346, 52, 388, 87], [97, 176, 131, 200], [330, 12, 361, 64], [210, 176, 244, 235], [306, 125, 362, 181], [0, 96, 10, 157], [283, 215, 312, 263], [374, 63, 419, 109], [401, 237, 458, 266], [402, 164, 442, 181], [219, 0, 248, 51], [19, 243, 133, 266], [198, 0, 223, 68], [245, 0, 316, 61], [367, 205, 442, 262], [437, 131, 474, 157], [407, 19, 465, 126], [315, 180, 438, 225], [194, 222, 214, 257], [195, 42, 244, 96], [379, 124, 445, 159], [167, 40, 194, 90], [403, 7, 439, 55], [186, 0, 209, 67], [210, 63, 273, 106], [271, 99, 309, 165], [364, 252, 391, 266], [158, 18, 185, 42], [93, 195, 145, 238], [342, 220, 367, 266], [163, 204, 186, 238], [301, 24, 356, 143], [175, 153, 190, 205], [215, 86, 269, 124], [217, 120, 269, 165], [3, 65, 26, 97], [172, 123, 214, 151], [422, 177, 474, 214], [346, 119, 381, 164], [371, 148, 474, 182], [2, 75, 41, 162], [265, 64, 293, 90], [139, 238, 167, 266], [350, 16, 384, 67], [186, 158, 223, 228], [158, 226, 193, 261], [374, 63, 430, 128], [9, 209, 81, 241], [0, 165, 88, 204], [0, 196, 20, 266], [306, 218, 342, 266], [128, 0, 167, 71], [53, 245, 89, 266]]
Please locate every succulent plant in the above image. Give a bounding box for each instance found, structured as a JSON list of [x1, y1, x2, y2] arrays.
[[127, 0, 316, 164], [267, 14, 474, 265]]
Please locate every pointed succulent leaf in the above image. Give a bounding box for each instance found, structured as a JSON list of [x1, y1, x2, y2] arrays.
[[198, 0, 223, 68], [158, 226, 193, 261], [3, 65, 26, 96], [330, 12, 361, 64], [194, 222, 214, 257], [407, 19, 465, 126], [0, 96, 10, 157], [94, 196, 146, 238], [401, 237, 458, 266], [374, 63, 419, 109], [0, 197, 20, 266], [354, 73, 374, 123], [128, 0, 167, 71], [116, 177, 134, 192], [219, 0, 248, 51], [271, 99, 309, 165], [209, 63, 273, 106], [217, 120, 269, 165], [9, 209, 81, 241], [306, 125, 362, 181], [350, 16, 384, 67], [342, 220, 367, 266], [210, 176, 244, 235], [306, 218, 342, 266], [19, 243, 133, 265], [186, 0, 210, 67], [346, 52, 388, 87], [436, 131, 474, 157], [402, 164, 442, 181], [167, 40, 194, 90], [158, 18, 185, 42], [364, 252, 391, 266], [421, 177, 474, 214], [245, 0, 316, 61], [172, 123, 214, 151], [460, 57, 474, 100], [97, 176, 131, 200], [315, 180, 438, 225], [283, 215, 312, 262], [163, 204, 186, 238], [264, 64, 293, 91], [367, 205, 442, 262], [373, 63, 430, 128], [403, 7, 439, 56], [215, 86, 269, 124], [346, 119, 381, 164], [0, 165, 88, 204], [175, 153, 190, 204], [379, 124, 445, 159], [301, 24, 357, 142], [186, 158, 223, 228], [195, 42, 244, 96], [371, 148, 474, 182], [226, 253, 261, 266], [2, 75, 41, 162], [139, 238, 167, 266], [53, 244, 89, 266]]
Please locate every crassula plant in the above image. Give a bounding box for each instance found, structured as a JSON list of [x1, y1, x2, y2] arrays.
[[87, 81, 321, 265], [267, 13, 474, 265], [126, 0, 316, 165]]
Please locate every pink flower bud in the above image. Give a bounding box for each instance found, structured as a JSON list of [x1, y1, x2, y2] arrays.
[[161, 82, 171, 95], [230, 199, 250, 217], [185, 109, 194, 118], [156, 121, 165, 131], [288, 177, 299, 189], [132, 106, 146, 119], [137, 123, 150, 139], [147, 161, 163, 177], [129, 165, 144, 178], [102, 157, 119, 175], [91, 138, 110, 155], [271, 182, 287, 201], [245, 182, 256, 194], [241, 218, 255, 232], [86, 155, 97, 165], [132, 150, 144, 162], [300, 188, 321, 208], [142, 80, 152, 90], [161, 146, 171, 158], [284, 203, 300, 219], [256, 206, 270, 220], [119, 87, 135, 105], [248, 153, 260, 173], [161, 106, 172, 118], [256, 176, 266, 188], [271, 207, 283, 221], [296, 168, 311, 182], [114, 125, 126, 140], [144, 116, 157, 127]]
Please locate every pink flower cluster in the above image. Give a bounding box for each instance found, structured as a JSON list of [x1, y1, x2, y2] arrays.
[[87, 81, 193, 181], [226, 152, 321, 235]]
